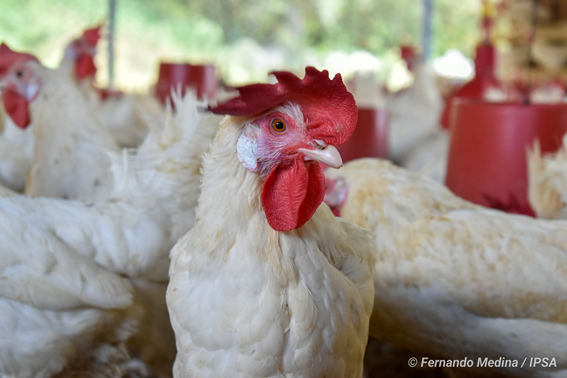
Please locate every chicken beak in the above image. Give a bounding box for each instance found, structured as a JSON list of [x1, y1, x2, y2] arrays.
[[297, 145, 343, 169]]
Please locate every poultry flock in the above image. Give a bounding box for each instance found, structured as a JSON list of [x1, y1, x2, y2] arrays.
[[1, 22, 567, 378]]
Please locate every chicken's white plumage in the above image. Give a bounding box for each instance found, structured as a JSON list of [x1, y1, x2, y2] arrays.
[[168, 109, 375, 377], [401, 128, 449, 183], [0, 113, 34, 192], [325, 158, 567, 377], [0, 90, 218, 377], [386, 62, 443, 163], [0, 188, 140, 378], [528, 137, 567, 220], [23, 60, 120, 201]]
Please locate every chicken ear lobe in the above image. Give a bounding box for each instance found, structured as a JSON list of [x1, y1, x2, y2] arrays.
[[3, 90, 31, 128], [261, 159, 325, 231]]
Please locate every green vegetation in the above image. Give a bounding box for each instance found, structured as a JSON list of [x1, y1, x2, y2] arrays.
[[0, 0, 481, 89]]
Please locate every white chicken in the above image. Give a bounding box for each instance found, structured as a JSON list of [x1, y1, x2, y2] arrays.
[[167, 67, 376, 377], [0, 194, 142, 377], [0, 28, 103, 193], [0, 89, 218, 378], [0, 43, 121, 201], [59, 24, 101, 85], [386, 59, 443, 164], [324, 158, 567, 377], [528, 137, 567, 220], [64, 25, 164, 148], [0, 44, 35, 192]]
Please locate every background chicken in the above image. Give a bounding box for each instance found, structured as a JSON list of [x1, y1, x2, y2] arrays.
[[528, 136, 567, 220], [325, 158, 567, 377], [0, 43, 121, 201], [0, 111, 33, 192], [0, 28, 104, 194], [59, 24, 102, 86], [386, 55, 443, 164], [0, 88, 218, 377], [167, 67, 376, 377], [391, 53, 448, 183], [0, 193, 142, 377], [67, 24, 165, 148], [0, 44, 35, 192]]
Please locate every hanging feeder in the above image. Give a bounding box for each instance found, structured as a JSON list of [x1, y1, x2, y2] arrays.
[[440, 0, 508, 130], [156, 62, 218, 105], [445, 99, 567, 216], [440, 42, 507, 129]]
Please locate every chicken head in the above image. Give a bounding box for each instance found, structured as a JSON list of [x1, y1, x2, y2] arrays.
[[0, 43, 40, 128], [209, 67, 358, 231], [64, 25, 102, 80]]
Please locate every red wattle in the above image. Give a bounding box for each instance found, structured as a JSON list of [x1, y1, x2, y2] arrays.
[[3, 90, 31, 129], [75, 55, 97, 79], [261, 159, 325, 232]]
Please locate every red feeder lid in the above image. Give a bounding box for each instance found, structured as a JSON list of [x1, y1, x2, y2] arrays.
[[445, 100, 567, 216], [336, 106, 389, 163]]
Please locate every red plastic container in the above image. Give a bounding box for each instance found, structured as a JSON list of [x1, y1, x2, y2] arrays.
[[155, 62, 218, 105], [445, 100, 567, 216], [337, 107, 389, 163], [440, 43, 504, 129]]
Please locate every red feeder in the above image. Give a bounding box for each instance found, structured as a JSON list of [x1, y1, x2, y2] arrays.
[[440, 43, 504, 130], [445, 100, 567, 216], [337, 107, 389, 164], [155, 62, 218, 105]]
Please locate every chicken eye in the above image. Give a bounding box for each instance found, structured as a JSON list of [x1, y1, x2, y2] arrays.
[[16, 70, 23, 78], [271, 118, 286, 132]]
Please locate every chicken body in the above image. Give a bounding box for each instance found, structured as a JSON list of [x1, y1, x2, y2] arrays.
[[325, 158, 567, 377], [386, 61, 443, 163], [168, 116, 375, 378], [0, 113, 33, 191], [0, 91, 217, 377], [0, 187, 141, 378], [528, 137, 567, 220], [0, 27, 99, 193], [20, 60, 121, 201], [167, 69, 375, 377]]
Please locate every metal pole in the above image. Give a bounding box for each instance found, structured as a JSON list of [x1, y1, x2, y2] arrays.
[[422, 0, 434, 61], [108, 0, 116, 89], [525, 0, 539, 105]]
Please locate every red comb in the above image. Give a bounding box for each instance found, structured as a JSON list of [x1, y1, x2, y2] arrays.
[[209, 67, 358, 146], [400, 45, 417, 61], [0, 43, 38, 77], [82, 25, 102, 47]]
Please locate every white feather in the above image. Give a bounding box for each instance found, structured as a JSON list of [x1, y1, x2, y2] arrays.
[[326, 158, 567, 377]]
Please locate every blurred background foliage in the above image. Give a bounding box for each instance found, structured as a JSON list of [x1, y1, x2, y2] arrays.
[[0, 0, 481, 90]]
